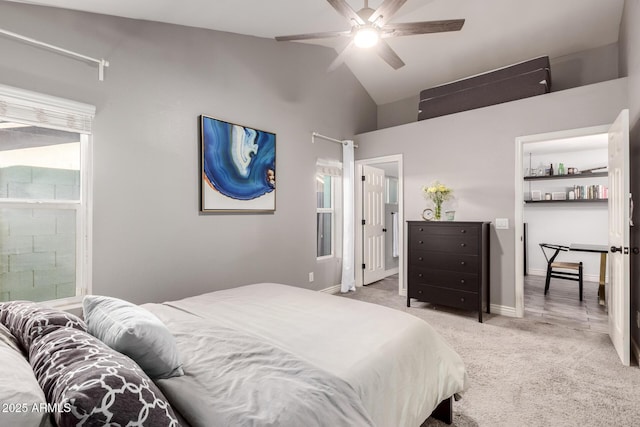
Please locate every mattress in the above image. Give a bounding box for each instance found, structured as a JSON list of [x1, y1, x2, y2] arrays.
[[418, 56, 551, 120], [143, 283, 468, 427]]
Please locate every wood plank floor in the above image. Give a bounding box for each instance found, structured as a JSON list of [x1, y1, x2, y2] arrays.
[[524, 274, 607, 333], [367, 274, 608, 333]]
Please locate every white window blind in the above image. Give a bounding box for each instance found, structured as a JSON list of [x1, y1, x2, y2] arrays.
[[316, 159, 342, 177], [0, 84, 95, 134]]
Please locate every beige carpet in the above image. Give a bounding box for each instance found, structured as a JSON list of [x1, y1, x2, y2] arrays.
[[343, 281, 640, 427]]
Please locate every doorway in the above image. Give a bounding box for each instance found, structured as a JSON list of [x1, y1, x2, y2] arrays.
[[514, 110, 631, 366], [355, 155, 404, 295], [515, 125, 611, 318]]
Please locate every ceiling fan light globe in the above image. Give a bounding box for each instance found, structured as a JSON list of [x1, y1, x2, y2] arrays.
[[354, 27, 379, 48]]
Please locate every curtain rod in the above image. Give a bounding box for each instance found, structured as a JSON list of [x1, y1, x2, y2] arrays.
[[311, 132, 358, 148], [0, 27, 110, 81]]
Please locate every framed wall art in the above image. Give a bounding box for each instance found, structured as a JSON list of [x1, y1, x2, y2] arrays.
[[200, 115, 276, 213]]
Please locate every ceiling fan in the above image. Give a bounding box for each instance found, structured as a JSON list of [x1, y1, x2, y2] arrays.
[[275, 0, 465, 70]]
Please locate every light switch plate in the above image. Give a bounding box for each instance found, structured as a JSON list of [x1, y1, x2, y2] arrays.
[[495, 218, 509, 229]]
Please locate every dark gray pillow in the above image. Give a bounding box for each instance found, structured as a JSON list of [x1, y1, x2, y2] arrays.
[[0, 300, 86, 350], [29, 326, 180, 427], [83, 295, 183, 379]]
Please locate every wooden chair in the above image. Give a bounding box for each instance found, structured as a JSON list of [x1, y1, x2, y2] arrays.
[[539, 243, 584, 301]]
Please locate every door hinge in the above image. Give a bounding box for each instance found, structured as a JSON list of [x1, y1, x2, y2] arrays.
[[362, 263, 366, 269], [625, 247, 630, 255], [361, 176, 365, 181], [362, 219, 366, 225]]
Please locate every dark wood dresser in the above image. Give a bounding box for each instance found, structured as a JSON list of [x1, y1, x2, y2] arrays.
[[407, 221, 490, 322]]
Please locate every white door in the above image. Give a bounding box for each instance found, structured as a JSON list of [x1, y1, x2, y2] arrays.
[[362, 165, 386, 284], [608, 109, 630, 366]]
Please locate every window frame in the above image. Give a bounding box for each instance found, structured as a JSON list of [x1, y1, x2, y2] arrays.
[[316, 173, 336, 260], [0, 84, 94, 308]]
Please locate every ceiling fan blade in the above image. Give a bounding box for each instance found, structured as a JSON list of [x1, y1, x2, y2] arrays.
[[275, 30, 350, 42], [328, 41, 355, 72], [326, 0, 365, 25], [369, 0, 407, 25], [382, 19, 465, 37], [375, 39, 405, 70]]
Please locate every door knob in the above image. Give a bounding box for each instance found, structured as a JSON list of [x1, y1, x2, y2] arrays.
[[382, 228, 387, 232], [611, 246, 622, 253]]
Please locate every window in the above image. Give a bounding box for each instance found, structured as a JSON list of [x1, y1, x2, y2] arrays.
[[0, 85, 94, 305], [316, 161, 341, 259], [316, 174, 334, 258]]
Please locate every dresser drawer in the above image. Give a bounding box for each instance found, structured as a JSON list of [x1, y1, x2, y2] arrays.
[[410, 235, 478, 254], [409, 284, 478, 311], [409, 223, 479, 237], [410, 251, 478, 272], [410, 267, 478, 292]]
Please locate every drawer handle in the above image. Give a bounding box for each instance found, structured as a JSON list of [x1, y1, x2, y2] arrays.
[[418, 273, 423, 278], [419, 228, 424, 232], [460, 261, 466, 266], [461, 229, 467, 234], [418, 290, 423, 294], [419, 240, 424, 244], [418, 257, 423, 261], [460, 297, 465, 302], [460, 243, 466, 247], [460, 279, 465, 284]]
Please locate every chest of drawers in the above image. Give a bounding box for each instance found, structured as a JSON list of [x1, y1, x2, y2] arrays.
[[407, 221, 490, 322]]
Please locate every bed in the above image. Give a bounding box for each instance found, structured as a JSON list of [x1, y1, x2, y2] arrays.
[[0, 283, 467, 427], [142, 283, 468, 427]]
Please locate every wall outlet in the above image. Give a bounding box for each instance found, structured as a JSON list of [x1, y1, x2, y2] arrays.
[[495, 218, 509, 229], [309, 272, 314, 283]]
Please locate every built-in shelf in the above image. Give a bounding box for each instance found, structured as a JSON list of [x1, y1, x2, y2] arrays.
[[523, 171, 607, 181], [524, 199, 608, 204]]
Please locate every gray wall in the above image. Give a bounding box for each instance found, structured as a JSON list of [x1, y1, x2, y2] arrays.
[[550, 43, 620, 91], [377, 44, 622, 129], [377, 96, 419, 130], [619, 0, 640, 356], [355, 79, 628, 309], [0, 3, 377, 303]]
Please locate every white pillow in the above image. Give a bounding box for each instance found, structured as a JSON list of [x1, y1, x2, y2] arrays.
[[0, 323, 53, 427], [82, 295, 183, 379]]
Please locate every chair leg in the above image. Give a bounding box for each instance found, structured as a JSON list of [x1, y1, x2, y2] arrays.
[[544, 266, 552, 295], [578, 262, 583, 301]]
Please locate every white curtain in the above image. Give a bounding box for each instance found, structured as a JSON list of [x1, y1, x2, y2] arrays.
[[341, 140, 356, 292]]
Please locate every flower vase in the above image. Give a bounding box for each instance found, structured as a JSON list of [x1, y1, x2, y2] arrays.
[[434, 202, 442, 221]]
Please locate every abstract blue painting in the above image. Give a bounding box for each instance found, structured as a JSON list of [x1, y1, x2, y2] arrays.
[[200, 115, 276, 212]]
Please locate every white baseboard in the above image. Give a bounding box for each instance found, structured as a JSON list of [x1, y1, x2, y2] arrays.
[[490, 304, 518, 317], [527, 269, 603, 283], [319, 284, 341, 294]]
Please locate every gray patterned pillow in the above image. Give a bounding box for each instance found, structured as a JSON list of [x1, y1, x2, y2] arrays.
[[29, 327, 180, 427], [0, 301, 86, 350]]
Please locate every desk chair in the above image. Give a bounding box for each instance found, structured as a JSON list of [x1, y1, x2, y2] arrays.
[[539, 243, 584, 301]]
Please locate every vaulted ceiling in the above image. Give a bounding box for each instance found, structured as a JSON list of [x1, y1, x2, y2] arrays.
[[4, 0, 625, 105]]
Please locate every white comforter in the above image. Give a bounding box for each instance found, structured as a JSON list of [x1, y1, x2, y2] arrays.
[[143, 283, 468, 427]]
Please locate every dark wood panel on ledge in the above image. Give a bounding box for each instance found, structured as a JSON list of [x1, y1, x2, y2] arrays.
[[523, 171, 607, 181], [524, 199, 607, 204]]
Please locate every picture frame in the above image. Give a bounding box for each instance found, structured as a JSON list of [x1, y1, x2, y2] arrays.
[[200, 115, 276, 213]]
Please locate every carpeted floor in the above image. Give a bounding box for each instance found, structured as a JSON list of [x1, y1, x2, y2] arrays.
[[343, 278, 640, 427]]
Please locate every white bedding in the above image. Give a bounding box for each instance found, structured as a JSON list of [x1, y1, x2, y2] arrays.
[[143, 283, 468, 427]]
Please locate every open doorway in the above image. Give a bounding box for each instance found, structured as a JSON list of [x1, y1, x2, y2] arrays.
[[355, 155, 404, 295], [514, 109, 634, 369], [515, 125, 610, 331]]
